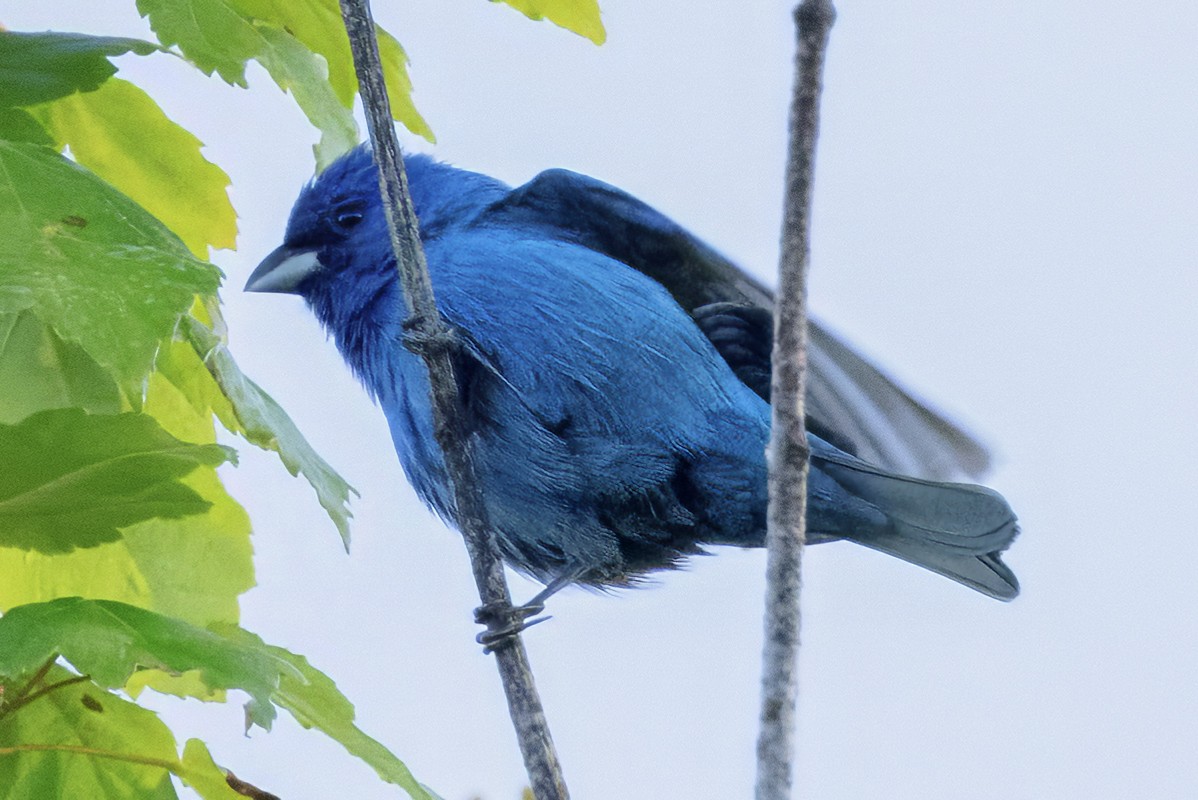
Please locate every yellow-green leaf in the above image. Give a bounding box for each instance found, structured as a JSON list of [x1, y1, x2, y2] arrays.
[[0, 338, 255, 627], [0, 599, 301, 731], [0, 469, 252, 626], [213, 625, 434, 800], [126, 669, 226, 704], [0, 607, 430, 798], [250, 22, 359, 170], [178, 739, 243, 800], [137, 0, 261, 86], [492, 0, 606, 44], [184, 317, 355, 548], [28, 77, 236, 259], [230, 0, 433, 143], [229, 0, 356, 102], [0, 665, 242, 799], [378, 28, 434, 143], [138, 0, 431, 148]]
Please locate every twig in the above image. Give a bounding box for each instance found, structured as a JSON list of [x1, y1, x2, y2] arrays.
[[335, 3, 569, 799], [226, 771, 282, 800], [755, 2, 836, 799]]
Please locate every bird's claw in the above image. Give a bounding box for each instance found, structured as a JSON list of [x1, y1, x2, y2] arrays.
[[474, 600, 551, 653], [401, 315, 457, 357]]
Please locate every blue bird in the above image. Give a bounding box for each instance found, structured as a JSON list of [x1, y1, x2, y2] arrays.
[[247, 146, 1019, 600]]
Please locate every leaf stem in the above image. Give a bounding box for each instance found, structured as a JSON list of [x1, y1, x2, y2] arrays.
[[335, 2, 569, 799], [0, 673, 92, 722], [756, 2, 836, 799], [0, 742, 179, 771], [6, 655, 57, 705], [0, 656, 91, 724], [0, 741, 281, 799]]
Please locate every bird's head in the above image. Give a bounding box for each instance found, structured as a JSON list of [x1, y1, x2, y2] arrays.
[[246, 145, 509, 331], [244, 144, 399, 333]]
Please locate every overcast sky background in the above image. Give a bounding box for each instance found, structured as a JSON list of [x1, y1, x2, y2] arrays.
[[8, 1, 1198, 798]]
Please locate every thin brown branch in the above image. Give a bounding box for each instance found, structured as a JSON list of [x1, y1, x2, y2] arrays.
[[756, 2, 836, 799], [226, 771, 282, 800], [335, 2, 568, 799]]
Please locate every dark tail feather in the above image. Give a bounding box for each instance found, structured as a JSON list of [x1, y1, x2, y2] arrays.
[[817, 453, 1020, 600]]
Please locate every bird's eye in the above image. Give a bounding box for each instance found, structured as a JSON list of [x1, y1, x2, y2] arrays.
[[330, 201, 365, 232]]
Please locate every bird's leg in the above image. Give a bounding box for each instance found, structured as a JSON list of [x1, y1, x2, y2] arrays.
[[474, 570, 584, 653]]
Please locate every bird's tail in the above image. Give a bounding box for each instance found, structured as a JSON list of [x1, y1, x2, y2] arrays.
[[815, 452, 1020, 600]]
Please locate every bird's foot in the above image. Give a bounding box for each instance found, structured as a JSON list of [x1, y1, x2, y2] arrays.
[[474, 600, 550, 653], [473, 571, 581, 653], [400, 314, 457, 357]]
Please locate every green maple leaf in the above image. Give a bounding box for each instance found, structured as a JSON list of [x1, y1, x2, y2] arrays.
[[0, 409, 233, 553], [0, 142, 218, 398], [0, 31, 160, 107]]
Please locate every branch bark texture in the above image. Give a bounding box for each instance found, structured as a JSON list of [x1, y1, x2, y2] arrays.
[[336, 3, 568, 798], [756, 2, 836, 799]]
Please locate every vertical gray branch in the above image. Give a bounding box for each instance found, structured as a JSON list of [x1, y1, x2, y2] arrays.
[[336, 3, 568, 798], [755, 2, 836, 799]]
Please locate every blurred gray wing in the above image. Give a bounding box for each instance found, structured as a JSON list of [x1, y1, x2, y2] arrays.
[[805, 322, 991, 480], [481, 168, 992, 480]]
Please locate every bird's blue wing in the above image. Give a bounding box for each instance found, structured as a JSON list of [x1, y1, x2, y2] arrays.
[[479, 168, 993, 480], [482, 168, 774, 310], [428, 229, 759, 446]]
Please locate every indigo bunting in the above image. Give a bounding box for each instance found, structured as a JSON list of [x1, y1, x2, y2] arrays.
[[247, 146, 1019, 599]]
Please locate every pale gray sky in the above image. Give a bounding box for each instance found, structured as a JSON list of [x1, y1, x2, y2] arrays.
[[8, 1, 1198, 798]]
